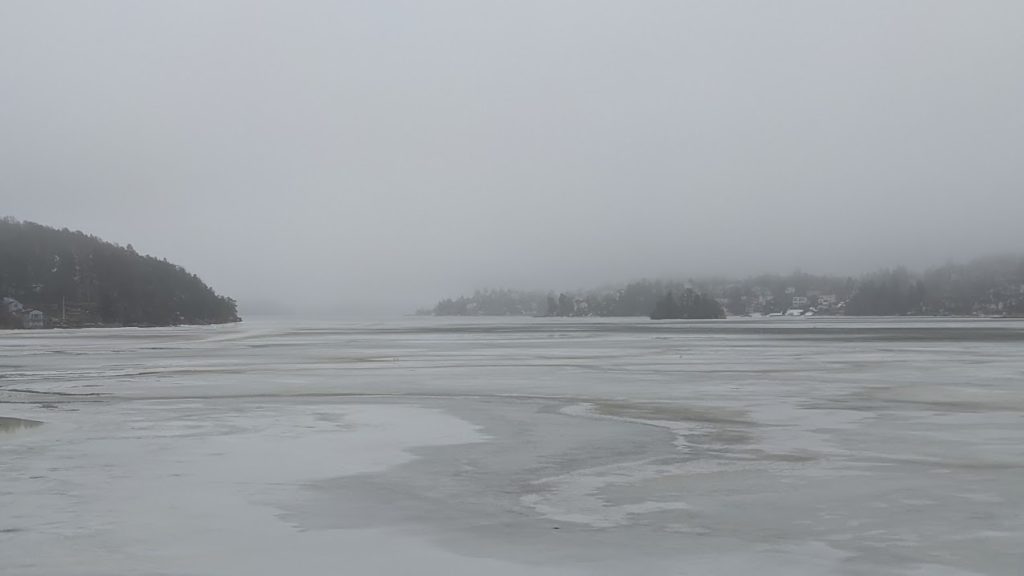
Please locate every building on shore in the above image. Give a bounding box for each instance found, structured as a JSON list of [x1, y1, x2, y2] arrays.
[[24, 310, 45, 329]]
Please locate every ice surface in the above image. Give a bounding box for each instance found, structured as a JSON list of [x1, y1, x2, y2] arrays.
[[2, 317, 1023, 574]]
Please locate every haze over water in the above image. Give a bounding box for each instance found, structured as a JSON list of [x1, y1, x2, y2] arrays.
[[4, 2, 1024, 313]]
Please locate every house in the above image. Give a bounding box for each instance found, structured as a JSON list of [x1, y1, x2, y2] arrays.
[[24, 310, 45, 329], [572, 298, 589, 316], [3, 297, 24, 315], [817, 294, 838, 307], [792, 296, 809, 308]]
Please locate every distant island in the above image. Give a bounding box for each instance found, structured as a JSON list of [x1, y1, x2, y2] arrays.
[[425, 256, 1024, 319], [0, 218, 240, 329]]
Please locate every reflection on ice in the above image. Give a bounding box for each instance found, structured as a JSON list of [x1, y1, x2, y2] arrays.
[[0, 416, 41, 433]]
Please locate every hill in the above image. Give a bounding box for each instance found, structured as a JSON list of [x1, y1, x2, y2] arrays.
[[0, 218, 239, 328]]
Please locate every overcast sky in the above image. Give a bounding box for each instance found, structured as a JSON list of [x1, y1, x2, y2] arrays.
[[2, 1, 1023, 314]]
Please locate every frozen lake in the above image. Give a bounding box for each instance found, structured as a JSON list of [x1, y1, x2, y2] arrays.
[[2, 317, 1023, 575]]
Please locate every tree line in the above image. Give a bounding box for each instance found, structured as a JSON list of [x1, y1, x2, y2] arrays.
[[428, 280, 725, 319], [426, 255, 1024, 318], [0, 218, 240, 327]]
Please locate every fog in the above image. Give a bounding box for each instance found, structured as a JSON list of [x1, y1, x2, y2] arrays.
[[2, 1, 1023, 314]]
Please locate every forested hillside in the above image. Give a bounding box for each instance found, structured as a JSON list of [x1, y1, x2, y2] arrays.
[[427, 256, 1024, 318], [0, 218, 239, 327]]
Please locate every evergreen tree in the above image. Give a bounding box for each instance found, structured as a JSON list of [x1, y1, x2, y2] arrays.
[[650, 289, 724, 319], [650, 291, 680, 319], [545, 295, 558, 317]]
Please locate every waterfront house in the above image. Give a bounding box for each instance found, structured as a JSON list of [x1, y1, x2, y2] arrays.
[[24, 310, 45, 329]]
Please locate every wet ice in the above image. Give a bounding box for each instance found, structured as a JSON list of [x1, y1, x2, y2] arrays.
[[1, 317, 1022, 575]]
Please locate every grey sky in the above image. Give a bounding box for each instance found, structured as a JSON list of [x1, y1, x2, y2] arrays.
[[2, 1, 1023, 313]]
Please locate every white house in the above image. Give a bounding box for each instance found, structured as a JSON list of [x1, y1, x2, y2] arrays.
[[792, 296, 809, 308], [572, 298, 589, 316], [24, 310, 45, 329]]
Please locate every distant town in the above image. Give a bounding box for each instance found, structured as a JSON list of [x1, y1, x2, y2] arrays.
[[425, 255, 1024, 319]]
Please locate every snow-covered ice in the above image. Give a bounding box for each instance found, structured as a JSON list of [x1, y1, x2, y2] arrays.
[[2, 317, 1023, 574]]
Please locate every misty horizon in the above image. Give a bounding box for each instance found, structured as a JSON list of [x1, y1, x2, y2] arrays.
[[10, 214, 1022, 317], [4, 2, 1023, 314]]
